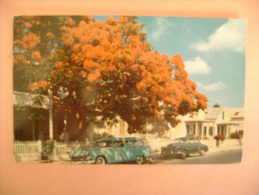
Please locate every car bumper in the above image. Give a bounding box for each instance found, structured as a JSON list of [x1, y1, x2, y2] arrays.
[[70, 156, 95, 163]]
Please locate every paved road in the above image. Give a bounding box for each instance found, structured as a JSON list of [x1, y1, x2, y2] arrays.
[[152, 146, 242, 164]]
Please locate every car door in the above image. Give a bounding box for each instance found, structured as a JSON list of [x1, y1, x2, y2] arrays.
[[112, 140, 127, 163], [189, 138, 200, 153], [125, 139, 146, 161], [185, 138, 197, 153], [124, 140, 137, 161], [102, 140, 117, 163]]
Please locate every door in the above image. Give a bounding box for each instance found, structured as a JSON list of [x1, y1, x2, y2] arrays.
[[187, 138, 199, 153], [112, 140, 127, 163]]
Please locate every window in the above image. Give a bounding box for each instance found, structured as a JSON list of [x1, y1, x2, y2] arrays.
[[203, 127, 207, 135], [114, 141, 124, 147], [96, 141, 113, 147], [209, 126, 213, 136], [126, 140, 143, 146], [106, 141, 113, 147]]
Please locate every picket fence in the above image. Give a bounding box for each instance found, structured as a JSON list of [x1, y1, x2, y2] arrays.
[[14, 140, 42, 161], [14, 140, 89, 162]]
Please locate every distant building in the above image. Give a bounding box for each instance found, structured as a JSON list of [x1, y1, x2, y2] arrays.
[[167, 107, 244, 139], [101, 106, 244, 140]]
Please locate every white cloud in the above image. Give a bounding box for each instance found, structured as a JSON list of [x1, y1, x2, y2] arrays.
[[197, 81, 226, 92], [184, 56, 211, 75], [190, 19, 246, 53], [151, 17, 175, 40]]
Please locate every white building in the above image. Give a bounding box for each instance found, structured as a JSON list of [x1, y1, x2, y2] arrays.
[[95, 107, 244, 140], [166, 107, 244, 140]]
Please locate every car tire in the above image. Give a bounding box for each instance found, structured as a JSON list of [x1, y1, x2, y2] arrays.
[[199, 149, 205, 156], [136, 155, 144, 164], [181, 150, 187, 159], [161, 149, 166, 156], [96, 156, 106, 164]]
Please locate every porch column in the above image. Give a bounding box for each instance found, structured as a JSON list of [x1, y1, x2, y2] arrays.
[[195, 122, 198, 136], [48, 88, 53, 140], [226, 125, 229, 138], [201, 123, 204, 139], [200, 123, 203, 137]]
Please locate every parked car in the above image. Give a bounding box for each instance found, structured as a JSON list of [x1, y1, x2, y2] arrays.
[[68, 137, 151, 164], [161, 136, 209, 159]]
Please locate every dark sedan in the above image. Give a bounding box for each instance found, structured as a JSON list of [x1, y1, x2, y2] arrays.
[[161, 136, 209, 159]]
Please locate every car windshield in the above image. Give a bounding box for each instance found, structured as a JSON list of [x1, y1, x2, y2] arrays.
[[172, 138, 187, 143]]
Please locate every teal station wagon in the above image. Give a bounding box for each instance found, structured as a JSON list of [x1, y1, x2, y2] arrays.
[[68, 137, 151, 164]]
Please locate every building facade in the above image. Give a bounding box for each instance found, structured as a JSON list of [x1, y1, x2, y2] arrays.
[[13, 91, 244, 141], [173, 107, 244, 140]]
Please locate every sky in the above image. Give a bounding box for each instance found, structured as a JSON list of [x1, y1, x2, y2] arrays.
[[95, 16, 246, 108]]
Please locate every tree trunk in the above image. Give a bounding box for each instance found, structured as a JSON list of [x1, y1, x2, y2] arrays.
[[66, 107, 79, 141], [88, 122, 94, 146]]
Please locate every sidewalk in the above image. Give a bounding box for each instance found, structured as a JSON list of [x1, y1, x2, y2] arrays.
[[208, 143, 242, 153]]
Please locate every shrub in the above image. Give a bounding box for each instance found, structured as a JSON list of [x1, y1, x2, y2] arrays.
[[230, 131, 241, 139], [214, 134, 225, 141]]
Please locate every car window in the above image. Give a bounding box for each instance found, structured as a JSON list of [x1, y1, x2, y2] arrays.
[[106, 141, 113, 147], [186, 139, 191, 143], [114, 141, 124, 147], [95, 141, 113, 147], [95, 141, 106, 147], [126, 140, 143, 146]]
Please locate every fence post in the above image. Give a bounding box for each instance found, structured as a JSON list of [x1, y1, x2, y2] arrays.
[[53, 141, 57, 161], [37, 140, 42, 160]]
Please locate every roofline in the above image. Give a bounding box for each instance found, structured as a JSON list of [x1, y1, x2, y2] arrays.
[[185, 119, 215, 122], [217, 122, 240, 125]]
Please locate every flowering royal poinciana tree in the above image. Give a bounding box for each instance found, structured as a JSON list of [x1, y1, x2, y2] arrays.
[[13, 16, 207, 142]]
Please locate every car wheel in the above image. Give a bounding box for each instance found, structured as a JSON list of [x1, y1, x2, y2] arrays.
[[96, 156, 106, 164], [181, 150, 187, 159], [199, 149, 205, 156], [136, 155, 144, 164], [161, 149, 166, 156]]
